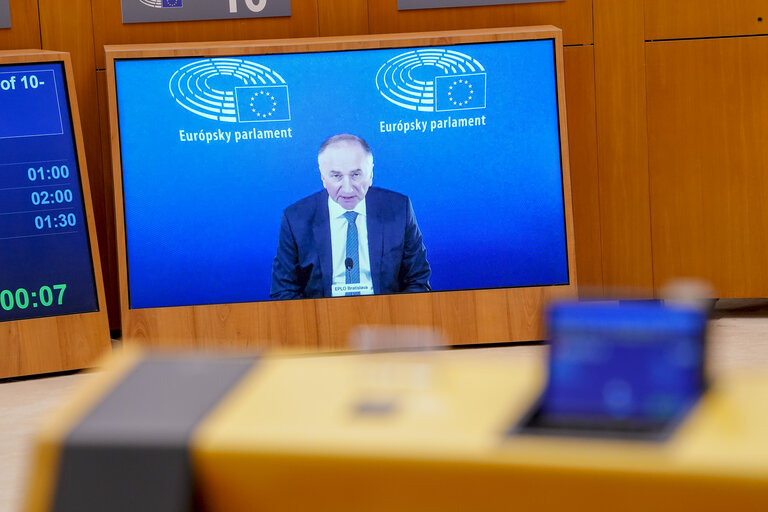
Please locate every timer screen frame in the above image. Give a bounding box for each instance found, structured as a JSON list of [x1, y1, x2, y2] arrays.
[[113, 36, 570, 309], [0, 61, 100, 323]]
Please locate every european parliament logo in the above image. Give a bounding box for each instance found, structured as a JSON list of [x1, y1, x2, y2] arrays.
[[434, 73, 486, 111], [140, 0, 183, 7], [375, 49, 487, 112], [234, 85, 290, 122], [168, 58, 291, 123]]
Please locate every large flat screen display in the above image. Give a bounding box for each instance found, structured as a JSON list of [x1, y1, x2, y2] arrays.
[[113, 35, 569, 309], [0, 61, 99, 322]]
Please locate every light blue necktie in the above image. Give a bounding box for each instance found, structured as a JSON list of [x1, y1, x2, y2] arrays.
[[343, 211, 360, 295]]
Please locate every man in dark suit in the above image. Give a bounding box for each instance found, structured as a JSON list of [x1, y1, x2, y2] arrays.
[[270, 134, 431, 299]]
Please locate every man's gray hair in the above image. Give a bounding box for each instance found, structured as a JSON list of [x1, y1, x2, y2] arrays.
[[318, 133, 372, 158]]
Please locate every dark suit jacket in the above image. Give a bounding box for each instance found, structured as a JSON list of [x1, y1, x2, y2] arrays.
[[270, 187, 431, 299]]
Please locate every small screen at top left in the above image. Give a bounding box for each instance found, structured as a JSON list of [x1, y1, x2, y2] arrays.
[[0, 61, 99, 322]]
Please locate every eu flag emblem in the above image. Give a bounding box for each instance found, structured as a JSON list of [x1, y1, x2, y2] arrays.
[[434, 73, 487, 112], [161, 0, 183, 7], [235, 85, 291, 122]]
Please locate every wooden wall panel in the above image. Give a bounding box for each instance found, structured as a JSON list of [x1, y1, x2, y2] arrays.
[[563, 45, 602, 295], [0, 0, 40, 50], [646, 37, 768, 297], [593, 0, 653, 296], [318, 0, 368, 36], [368, 0, 592, 46], [646, 0, 768, 41], [90, 0, 320, 68]]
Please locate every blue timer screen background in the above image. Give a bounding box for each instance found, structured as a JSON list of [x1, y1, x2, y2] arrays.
[[115, 39, 570, 308], [0, 62, 99, 322]]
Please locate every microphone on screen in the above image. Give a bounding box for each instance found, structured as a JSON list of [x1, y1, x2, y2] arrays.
[[345, 258, 354, 282]]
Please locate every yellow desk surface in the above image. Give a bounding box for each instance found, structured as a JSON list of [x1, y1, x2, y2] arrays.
[[194, 351, 768, 511], [28, 349, 768, 511]]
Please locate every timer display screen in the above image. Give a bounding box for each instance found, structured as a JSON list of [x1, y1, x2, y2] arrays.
[[0, 62, 99, 322]]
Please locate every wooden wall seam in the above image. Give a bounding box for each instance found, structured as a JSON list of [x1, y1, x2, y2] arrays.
[[566, 34, 603, 296], [641, 33, 657, 292]]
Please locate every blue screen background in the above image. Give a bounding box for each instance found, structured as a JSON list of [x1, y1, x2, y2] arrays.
[[0, 62, 99, 321], [115, 39, 569, 308]]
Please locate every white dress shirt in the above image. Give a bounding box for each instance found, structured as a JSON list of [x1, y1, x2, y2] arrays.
[[328, 196, 374, 296]]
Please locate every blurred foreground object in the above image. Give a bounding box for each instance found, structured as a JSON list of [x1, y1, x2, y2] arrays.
[[24, 347, 768, 512], [349, 325, 447, 352], [518, 300, 707, 439], [660, 278, 717, 311]]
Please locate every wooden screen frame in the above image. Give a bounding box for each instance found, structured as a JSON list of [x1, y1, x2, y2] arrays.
[[105, 26, 578, 350], [0, 50, 111, 378]]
